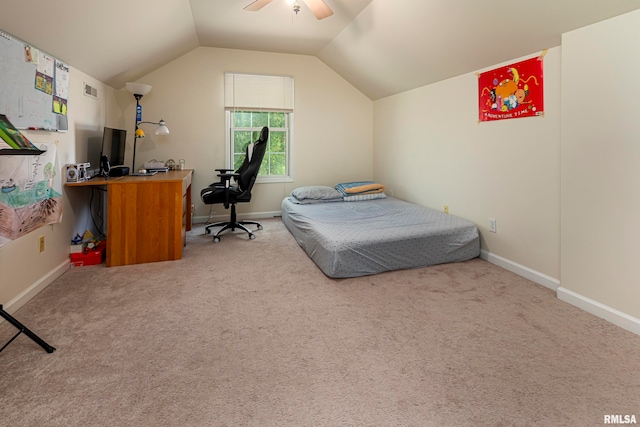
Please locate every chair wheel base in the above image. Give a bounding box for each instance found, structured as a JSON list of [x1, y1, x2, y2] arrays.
[[204, 218, 263, 243]]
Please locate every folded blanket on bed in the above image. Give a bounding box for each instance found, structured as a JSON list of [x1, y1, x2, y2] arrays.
[[335, 181, 386, 195]]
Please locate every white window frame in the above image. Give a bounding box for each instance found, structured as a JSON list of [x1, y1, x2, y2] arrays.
[[225, 110, 294, 183], [224, 72, 294, 183]]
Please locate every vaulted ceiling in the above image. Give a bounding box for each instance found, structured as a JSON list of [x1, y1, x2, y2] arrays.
[[1, 0, 640, 100]]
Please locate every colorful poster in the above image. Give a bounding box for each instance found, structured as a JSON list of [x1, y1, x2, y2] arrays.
[[35, 51, 54, 95], [478, 54, 544, 122], [0, 143, 62, 247], [53, 60, 69, 115]]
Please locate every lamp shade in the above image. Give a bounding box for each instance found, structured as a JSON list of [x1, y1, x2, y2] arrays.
[[126, 82, 152, 96], [155, 120, 170, 135]]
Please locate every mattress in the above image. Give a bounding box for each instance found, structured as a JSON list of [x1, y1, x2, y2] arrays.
[[281, 196, 480, 278]]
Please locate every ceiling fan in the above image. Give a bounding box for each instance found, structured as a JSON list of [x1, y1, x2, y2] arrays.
[[244, 0, 334, 20]]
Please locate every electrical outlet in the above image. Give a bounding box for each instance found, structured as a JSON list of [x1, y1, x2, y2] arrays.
[[444, 205, 449, 214], [489, 218, 497, 233], [39, 235, 45, 252]]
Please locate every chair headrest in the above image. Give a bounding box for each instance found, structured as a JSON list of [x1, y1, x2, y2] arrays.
[[259, 126, 269, 142]]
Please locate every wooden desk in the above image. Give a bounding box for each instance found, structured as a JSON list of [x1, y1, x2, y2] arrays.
[[67, 170, 193, 267]]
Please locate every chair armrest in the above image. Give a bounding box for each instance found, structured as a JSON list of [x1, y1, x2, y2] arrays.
[[216, 172, 239, 181], [216, 172, 239, 189], [210, 169, 238, 186]]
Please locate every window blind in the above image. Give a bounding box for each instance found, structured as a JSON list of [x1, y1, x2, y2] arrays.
[[224, 73, 294, 111]]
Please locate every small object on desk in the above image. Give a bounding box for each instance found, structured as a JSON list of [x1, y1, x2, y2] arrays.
[[165, 159, 176, 170], [179, 158, 185, 170], [65, 163, 90, 183], [144, 159, 165, 169], [131, 170, 158, 176], [108, 166, 130, 177]]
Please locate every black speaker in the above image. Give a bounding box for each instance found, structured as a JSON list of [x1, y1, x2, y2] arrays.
[[108, 166, 130, 177]]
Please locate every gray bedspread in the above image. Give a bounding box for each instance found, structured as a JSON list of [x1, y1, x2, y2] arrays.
[[281, 196, 480, 278]]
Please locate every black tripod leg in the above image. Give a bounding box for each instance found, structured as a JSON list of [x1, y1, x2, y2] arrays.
[[0, 305, 56, 353]]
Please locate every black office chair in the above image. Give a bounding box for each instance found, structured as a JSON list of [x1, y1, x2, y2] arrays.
[[201, 126, 268, 242]]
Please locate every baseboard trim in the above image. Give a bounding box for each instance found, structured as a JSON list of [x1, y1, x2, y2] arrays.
[[480, 249, 560, 291], [193, 211, 282, 225], [557, 287, 640, 336], [481, 250, 640, 336], [1, 260, 70, 318]]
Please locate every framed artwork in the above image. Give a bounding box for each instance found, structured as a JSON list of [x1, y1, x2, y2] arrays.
[[478, 53, 545, 122]]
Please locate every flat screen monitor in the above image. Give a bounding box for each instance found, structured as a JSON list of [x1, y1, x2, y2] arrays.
[[101, 127, 127, 167], [86, 136, 102, 176]]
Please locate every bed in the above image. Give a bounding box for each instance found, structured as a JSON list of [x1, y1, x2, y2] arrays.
[[281, 187, 480, 278]]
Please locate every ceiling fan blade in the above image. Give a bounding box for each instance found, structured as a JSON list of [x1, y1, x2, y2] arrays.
[[302, 0, 334, 20], [244, 0, 273, 12]]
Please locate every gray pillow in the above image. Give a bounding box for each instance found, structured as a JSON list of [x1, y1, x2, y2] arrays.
[[291, 186, 343, 201], [289, 197, 343, 205]]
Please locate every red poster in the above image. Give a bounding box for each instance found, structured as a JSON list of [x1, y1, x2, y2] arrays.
[[478, 55, 544, 122]]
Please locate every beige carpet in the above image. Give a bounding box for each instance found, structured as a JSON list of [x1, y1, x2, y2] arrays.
[[1, 218, 639, 426]]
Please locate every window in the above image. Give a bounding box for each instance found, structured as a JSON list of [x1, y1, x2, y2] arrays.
[[224, 73, 294, 182], [229, 110, 291, 179]]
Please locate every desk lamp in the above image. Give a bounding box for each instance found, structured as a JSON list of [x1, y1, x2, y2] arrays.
[[125, 82, 170, 171]]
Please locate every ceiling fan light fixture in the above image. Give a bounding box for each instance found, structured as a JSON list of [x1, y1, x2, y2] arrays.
[[243, 0, 333, 20]]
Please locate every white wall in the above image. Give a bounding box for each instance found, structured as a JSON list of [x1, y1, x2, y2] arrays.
[[123, 47, 374, 221], [373, 48, 561, 282], [560, 10, 640, 321], [373, 9, 640, 331], [0, 70, 119, 311]]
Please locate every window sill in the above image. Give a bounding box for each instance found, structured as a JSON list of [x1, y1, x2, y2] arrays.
[[256, 176, 294, 184]]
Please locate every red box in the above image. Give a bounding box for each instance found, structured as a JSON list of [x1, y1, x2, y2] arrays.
[[70, 241, 106, 267]]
